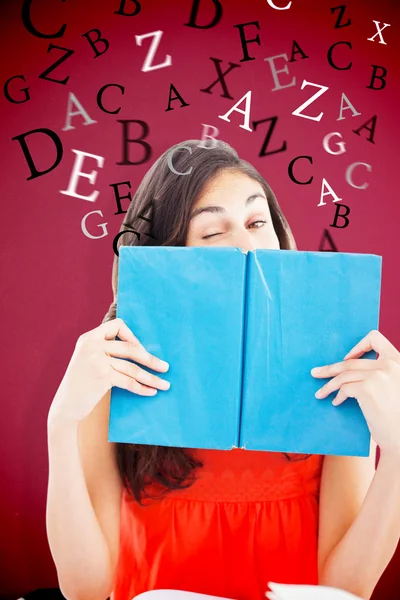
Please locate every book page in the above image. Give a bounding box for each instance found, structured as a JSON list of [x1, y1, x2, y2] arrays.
[[133, 591, 236, 600], [266, 582, 363, 600]]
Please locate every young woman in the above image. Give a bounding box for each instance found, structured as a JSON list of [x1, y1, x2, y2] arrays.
[[46, 140, 400, 600]]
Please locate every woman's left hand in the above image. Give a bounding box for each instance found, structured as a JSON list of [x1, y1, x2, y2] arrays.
[[311, 330, 400, 458]]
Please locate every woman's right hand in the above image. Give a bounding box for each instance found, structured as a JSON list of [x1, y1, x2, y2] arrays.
[[48, 317, 170, 424]]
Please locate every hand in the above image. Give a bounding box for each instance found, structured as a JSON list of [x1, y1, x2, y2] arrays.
[[49, 317, 170, 425], [311, 330, 400, 458]]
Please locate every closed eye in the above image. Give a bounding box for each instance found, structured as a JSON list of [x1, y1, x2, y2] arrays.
[[202, 232, 221, 239]]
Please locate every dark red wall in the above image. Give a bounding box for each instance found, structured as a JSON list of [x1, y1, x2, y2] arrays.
[[0, 0, 399, 597]]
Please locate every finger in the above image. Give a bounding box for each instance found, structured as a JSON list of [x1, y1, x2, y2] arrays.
[[332, 382, 361, 406], [315, 370, 366, 399], [344, 330, 400, 361], [109, 368, 159, 397], [311, 358, 381, 379], [100, 317, 142, 345], [105, 340, 169, 373], [109, 357, 170, 391]]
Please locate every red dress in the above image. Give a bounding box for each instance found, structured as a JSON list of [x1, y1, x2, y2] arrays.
[[111, 448, 324, 600]]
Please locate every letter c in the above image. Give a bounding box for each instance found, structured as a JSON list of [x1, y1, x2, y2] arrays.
[[167, 145, 193, 175], [345, 162, 372, 190], [288, 155, 313, 184], [22, 0, 67, 38], [266, 0, 292, 10]]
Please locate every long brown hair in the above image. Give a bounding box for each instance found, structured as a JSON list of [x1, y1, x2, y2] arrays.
[[102, 139, 306, 505]]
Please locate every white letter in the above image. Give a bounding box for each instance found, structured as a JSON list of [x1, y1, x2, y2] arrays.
[[292, 80, 329, 121], [62, 92, 97, 131], [367, 21, 391, 45], [317, 178, 342, 206], [266, 0, 292, 10], [198, 124, 219, 148], [337, 92, 361, 121], [218, 90, 252, 131], [264, 53, 295, 91], [345, 162, 372, 190], [167, 145, 193, 175], [135, 30, 172, 72], [323, 132, 346, 155], [60, 149, 104, 202], [81, 210, 108, 239]]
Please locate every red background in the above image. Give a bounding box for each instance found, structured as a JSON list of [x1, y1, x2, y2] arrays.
[[0, 0, 399, 597]]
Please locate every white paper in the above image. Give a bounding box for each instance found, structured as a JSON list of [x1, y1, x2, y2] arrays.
[[133, 591, 237, 600], [132, 585, 363, 600], [266, 582, 363, 600]]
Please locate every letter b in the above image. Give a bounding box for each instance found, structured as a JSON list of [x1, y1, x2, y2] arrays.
[[330, 203, 350, 228]]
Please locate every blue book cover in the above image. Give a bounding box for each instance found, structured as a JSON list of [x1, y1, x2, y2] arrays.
[[108, 246, 246, 449], [109, 247, 382, 457], [240, 250, 382, 456]]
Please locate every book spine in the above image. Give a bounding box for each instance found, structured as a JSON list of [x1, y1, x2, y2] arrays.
[[237, 252, 251, 449]]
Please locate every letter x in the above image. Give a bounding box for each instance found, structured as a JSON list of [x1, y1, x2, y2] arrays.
[[367, 21, 391, 45]]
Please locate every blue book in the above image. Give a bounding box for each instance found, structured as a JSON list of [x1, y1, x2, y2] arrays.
[[109, 247, 382, 457]]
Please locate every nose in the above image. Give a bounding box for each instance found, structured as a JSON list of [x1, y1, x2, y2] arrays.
[[231, 228, 257, 253]]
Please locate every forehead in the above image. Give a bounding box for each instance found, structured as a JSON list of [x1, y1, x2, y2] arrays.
[[196, 169, 265, 204]]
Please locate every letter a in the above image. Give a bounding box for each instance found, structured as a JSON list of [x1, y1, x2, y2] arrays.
[[317, 178, 342, 206], [62, 92, 97, 131], [218, 90, 252, 131]]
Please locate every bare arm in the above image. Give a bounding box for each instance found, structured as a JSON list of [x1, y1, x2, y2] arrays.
[[46, 318, 170, 600], [319, 446, 400, 600], [46, 390, 123, 600]]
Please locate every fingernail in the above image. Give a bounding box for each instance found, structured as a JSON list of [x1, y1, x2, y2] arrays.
[[315, 389, 323, 398], [161, 380, 171, 390], [161, 361, 169, 371], [332, 398, 339, 406], [311, 367, 322, 375]]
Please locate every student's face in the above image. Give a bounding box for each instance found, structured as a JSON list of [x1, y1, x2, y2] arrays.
[[186, 170, 280, 252]]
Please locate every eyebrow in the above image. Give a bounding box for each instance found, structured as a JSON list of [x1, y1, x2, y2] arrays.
[[190, 193, 268, 220]]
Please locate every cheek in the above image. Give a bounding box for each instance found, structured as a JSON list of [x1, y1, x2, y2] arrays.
[[272, 232, 280, 249], [260, 226, 280, 249], [185, 229, 197, 247]]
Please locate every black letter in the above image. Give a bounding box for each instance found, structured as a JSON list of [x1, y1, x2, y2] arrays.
[[233, 21, 260, 62], [288, 156, 313, 184], [110, 181, 132, 215], [184, 0, 223, 29], [116, 120, 152, 165], [367, 65, 387, 90], [12, 128, 63, 180], [4, 75, 30, 103], [318, 228, 338, 252], [327, 41, 352, 70], [252, 116, 286, 157], [288, 40, 309, 63], [114, 0, 141, 16], [200, 58, 240, 99], [330, 203, 350, 228], [21, 0, 67, 38], [82, 29, 109, 58], [165, 84, 190, 112], [352, 115, 377, 144], [97, 84, 124, 114], [38, 44, 74, 84], [330, 5, 351, 29], [113, 227, 140, 257]]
